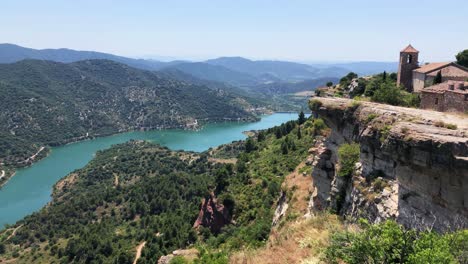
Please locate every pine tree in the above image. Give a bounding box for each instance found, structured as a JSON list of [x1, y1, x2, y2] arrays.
[[297, 127, 302, 139], [257, 131, 265, 142], [298, 111, 306, 125], [382, 71, 387, 81], [433, 71, 442, 85], [245, 138, 255, 153], [275, 128, 282, 139], [281, 141, 288, 154]]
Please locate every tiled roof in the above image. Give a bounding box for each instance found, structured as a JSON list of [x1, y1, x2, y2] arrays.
[[414, 62, 452, 74], [427, 64, 468, 78], [401, 44, 419, 53], [422, 81, 468, 94]]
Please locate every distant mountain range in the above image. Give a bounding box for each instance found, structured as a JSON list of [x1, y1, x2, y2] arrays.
[[0, 43, 398, 90]]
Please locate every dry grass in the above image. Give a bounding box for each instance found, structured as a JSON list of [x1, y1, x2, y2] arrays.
[[282, 162, 313, 216], [230, 213, 343, 264], [208, 157, 238, 164]]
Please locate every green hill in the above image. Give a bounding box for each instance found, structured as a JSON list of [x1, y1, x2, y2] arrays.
[[0, 59, 258, 166]]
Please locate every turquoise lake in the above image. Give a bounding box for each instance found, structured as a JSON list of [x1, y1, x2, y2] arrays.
[[0, 113, 299, 226]]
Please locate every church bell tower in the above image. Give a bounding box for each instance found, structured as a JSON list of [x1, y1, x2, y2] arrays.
[[397, 44, 419, 91]]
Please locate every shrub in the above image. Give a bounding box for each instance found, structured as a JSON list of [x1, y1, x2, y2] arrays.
[[365, 113, 378, 123], [445, 123, 457, 130], [337, 143, 360, 178], [434, 121, 457, 130], [456, 49, 468, 67], [309, 99, 323, 112], [380, 125, 392, 143], [312, 118, 327, 135]]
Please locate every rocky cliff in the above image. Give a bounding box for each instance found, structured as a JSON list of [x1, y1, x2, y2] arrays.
[[193, 192, 231, 233], [308, 97, 468, 232]]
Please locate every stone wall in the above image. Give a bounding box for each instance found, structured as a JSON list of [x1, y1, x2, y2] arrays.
[[412, 71, 426, 92], [308, 97, 468, 232], [421, 90, 468, 112]]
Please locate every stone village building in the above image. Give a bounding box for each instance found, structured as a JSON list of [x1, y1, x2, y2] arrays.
[[397, 45, 468, 112]]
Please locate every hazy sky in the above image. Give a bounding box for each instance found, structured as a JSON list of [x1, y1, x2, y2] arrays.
[[1, 0, 467, 62]]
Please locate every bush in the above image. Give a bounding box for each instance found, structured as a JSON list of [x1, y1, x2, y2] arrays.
[[309, 99, 323, 112], [456, 49, 468, 67], [325, 220, 467, 264], [337, 143, 360, 178], [312, 118, 327, 135]]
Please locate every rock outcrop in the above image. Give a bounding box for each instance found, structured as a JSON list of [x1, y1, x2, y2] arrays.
[[193, 192, 231, 233], [308, 97, 468, 232]]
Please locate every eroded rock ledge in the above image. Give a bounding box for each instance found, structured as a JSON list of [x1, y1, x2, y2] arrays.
[[309, 97, 468, 232]]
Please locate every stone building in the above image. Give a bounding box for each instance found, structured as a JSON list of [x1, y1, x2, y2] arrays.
[[420, 81, 468, 112], [397, 45, 420, 91], [396, 45, 468, 92]]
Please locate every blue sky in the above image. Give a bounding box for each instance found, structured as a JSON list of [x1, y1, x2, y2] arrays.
[[1, 0, 467, 62]]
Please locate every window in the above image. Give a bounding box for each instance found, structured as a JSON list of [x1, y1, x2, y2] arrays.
[[435, 98, 438, 105], [407, 54, 412, 63]]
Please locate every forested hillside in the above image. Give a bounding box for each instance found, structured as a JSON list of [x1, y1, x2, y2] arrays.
[[0, 116, 316, 263], [0, 59, 259, 166]]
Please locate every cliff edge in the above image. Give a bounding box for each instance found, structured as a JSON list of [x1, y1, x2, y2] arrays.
[[309, 97, 468, 231]]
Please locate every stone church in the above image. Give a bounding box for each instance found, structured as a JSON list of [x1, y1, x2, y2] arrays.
[[397, 45, 468, 112]]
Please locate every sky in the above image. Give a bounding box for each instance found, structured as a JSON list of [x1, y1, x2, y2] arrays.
[[1, 0, 467, 62]]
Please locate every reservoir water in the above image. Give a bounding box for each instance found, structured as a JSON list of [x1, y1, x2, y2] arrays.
[[0, 113, 298, 226]]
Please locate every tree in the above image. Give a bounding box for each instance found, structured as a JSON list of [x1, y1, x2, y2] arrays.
[[326, 81, 333, 87], [245, 138, 255, 153], [382, 71, 387, 81], [281, 141, 288, 154], [297, 127, 302, 139], [433, 71, 442, 85], [275, 128, 282, 139], [257, 131, 265, 142], [298, 111, 306, 125], [455, 49, 468, 67], [346, 72, 358, 80]]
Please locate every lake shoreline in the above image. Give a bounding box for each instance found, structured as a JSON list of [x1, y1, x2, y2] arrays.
[[0, 113, 299, 226], [1, 115, 266, 188]]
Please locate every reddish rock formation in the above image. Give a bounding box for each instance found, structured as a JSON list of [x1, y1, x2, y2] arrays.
[[193, 192, 231, 233]]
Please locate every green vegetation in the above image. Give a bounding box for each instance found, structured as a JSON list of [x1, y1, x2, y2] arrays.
[[201, 117, 316, 253], [334, 72, 420, 107], [325, 220, 468, 264], [380, 125, 392, 142], [433, 70, 443, 85], [298, 111, 307, 125], [308, 99, 323, 112], [1, 142, 219, 263], [337, 143, 360, 178], [456, 49, 468, 67], [370, 81, 419, 107], [365, 113, 378, 123], [0, 115, 316, 263], [434, 121, 458, 130], [0, 59, 259, 167]]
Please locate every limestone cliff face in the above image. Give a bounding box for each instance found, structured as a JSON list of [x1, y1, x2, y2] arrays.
[[308, 97, 468, 231]]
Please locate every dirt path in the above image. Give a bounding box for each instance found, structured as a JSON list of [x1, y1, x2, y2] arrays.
[[133, 241, 146, 264], [21, 146, 45, 164], [114, 173, 119, 187], [6, 225, 23, 241]]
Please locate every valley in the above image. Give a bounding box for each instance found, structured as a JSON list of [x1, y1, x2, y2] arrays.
[[0, 113, 299, 227], [0, 41, 466, 264]]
